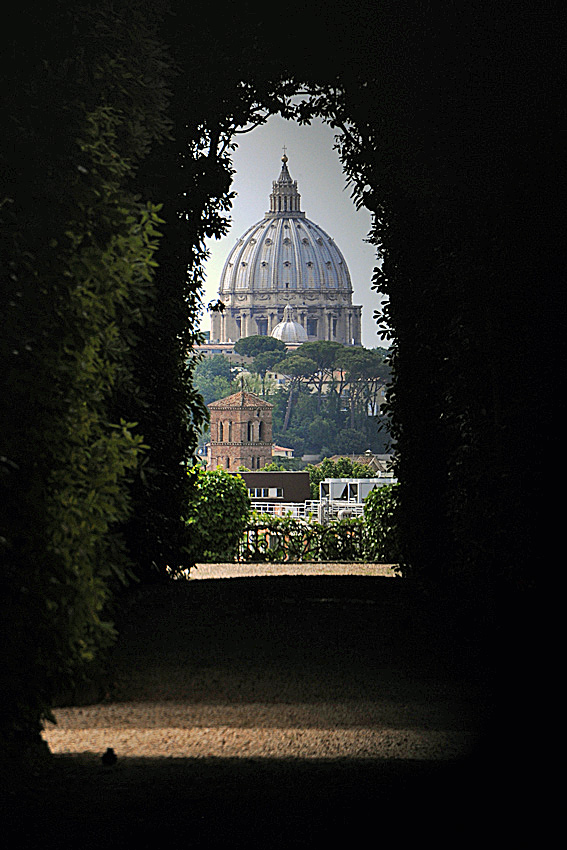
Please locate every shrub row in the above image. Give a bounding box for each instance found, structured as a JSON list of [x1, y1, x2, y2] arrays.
[[240, 515, 369, 563], [240, 513, 399, 564]]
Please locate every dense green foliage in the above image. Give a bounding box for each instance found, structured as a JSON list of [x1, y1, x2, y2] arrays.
[[241, 516, 364, 563], [194, 343, 391, 457], [282, 2, 559, 599], [193, 355, 236, 406], [185, 471, 398, 566], [1, 2, 176, 742], [233, 337, 288, 398], [363, 484, 402, 564], [233, 336, 287, 359], [272, 342, 390, 453], [185, 469, 250, 563]]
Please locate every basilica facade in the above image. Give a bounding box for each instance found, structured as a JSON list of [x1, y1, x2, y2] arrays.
[[210, 154, 362, 346]]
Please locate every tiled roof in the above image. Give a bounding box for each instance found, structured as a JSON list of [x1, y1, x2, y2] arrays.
[[208, 390, 273, 409]]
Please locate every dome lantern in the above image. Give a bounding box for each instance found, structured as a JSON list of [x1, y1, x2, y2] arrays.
[[268, 153, 302, 215]]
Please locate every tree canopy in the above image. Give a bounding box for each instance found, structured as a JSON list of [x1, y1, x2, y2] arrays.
[[192, 343, 391, 457], [233, 335, 286, 358], [193, 355, 236, 406], [306, 457, 377, 500]]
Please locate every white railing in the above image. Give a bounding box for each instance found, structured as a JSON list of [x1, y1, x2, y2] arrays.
[[250, 499, 365, 521], [250, 501, 314, 518], [320, 501, 365, 520]]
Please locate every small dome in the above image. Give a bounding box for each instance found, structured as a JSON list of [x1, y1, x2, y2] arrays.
[[271, 305, 308, 343]]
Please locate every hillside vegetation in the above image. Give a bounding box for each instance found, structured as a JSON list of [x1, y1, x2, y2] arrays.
[[194, 340, 391, 457]]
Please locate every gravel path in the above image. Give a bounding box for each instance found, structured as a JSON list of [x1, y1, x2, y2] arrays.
[[189, 562, 398, 579], [17, 567, 494, 846], [44, 701, 473, 762], [43, 564, 480, 763]]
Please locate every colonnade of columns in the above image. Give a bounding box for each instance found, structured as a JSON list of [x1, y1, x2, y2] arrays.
[[211, 306, 361, 344]]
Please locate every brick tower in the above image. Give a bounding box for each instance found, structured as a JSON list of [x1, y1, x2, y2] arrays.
[[207, 390, 273, 470]]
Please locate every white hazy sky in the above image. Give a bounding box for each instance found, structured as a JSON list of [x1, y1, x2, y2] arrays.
[[201, 114, 389, 349]]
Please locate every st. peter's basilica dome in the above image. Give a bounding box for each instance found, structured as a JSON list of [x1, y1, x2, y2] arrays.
[[210, 154, 362, 345]]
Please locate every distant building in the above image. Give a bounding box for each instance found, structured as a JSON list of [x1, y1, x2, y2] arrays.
[[272, 444, 294, 459], [210, 153, 362, 346], [207, 390, 273, 470], [236, 471, 311, 504], [319, 477, 396, 502], [321, 453, 395, 475], [195, 342, 242, 360], [317, 475, 396, 521]]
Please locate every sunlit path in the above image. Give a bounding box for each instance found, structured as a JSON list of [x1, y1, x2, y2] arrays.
[[30, 574, 493, 847], [42, 573, 487, 769], [188, 562, 397, 579], [44, 699, 477, 762]]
